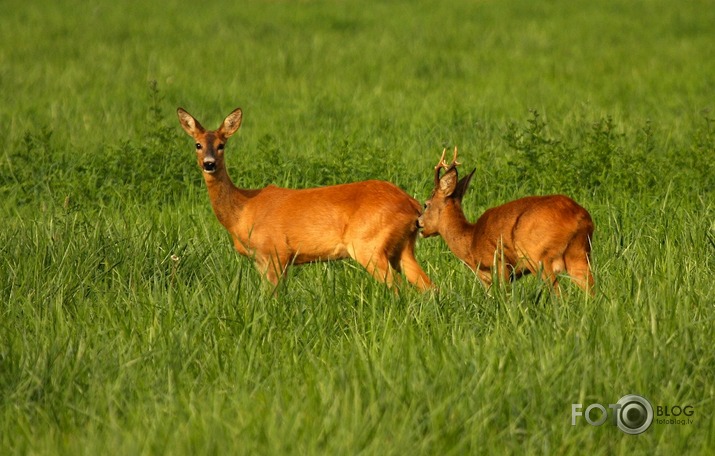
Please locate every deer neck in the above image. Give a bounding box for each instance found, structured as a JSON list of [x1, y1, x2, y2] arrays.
[[440, 204, 476, 266], [202, 169, 248, 230]]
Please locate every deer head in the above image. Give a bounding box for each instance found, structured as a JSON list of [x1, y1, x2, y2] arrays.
[[177, 108, 243, 176], [419, 146, 475, 237]]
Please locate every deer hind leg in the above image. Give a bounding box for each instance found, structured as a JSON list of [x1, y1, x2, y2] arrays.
[[516, 247, 563, 293], [254, 253, 288, 287], [398, 236, 433, 291], [348, 244, 397, 287], [564, 231, 595, 294], [477, 267, 494, 288], [545, 257, 565, 294]]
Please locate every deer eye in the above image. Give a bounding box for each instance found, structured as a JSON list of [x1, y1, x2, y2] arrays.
[[217, 144, 225, 151], [195, 143, 202, 150]]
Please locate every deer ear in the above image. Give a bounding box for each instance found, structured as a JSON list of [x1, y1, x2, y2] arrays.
[[454, 168, 476, 200], [220, 108, 243, 138], [177, 108, 204, 137], [439, 168, 459, 197]]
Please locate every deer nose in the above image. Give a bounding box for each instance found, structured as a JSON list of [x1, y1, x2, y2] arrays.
[[203, 159, 216, 173], [416, 216, 424, 228]]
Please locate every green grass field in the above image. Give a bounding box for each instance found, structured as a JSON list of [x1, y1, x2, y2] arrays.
[[2, 0, 714, 453]]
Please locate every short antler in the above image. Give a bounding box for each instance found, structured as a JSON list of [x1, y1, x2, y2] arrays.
[[450, 146, 461, 167], [433, 146, 461, 186], [434, 148, 448, 186]]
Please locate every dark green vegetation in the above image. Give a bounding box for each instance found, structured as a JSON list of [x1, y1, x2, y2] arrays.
[[2, 0, 713, 453]]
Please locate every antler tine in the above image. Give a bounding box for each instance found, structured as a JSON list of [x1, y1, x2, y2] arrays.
[[434, 148, 448, 170], [433, 148, 448, 186], [451, 145, 462, 167]]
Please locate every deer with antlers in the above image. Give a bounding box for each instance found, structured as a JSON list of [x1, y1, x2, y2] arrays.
[[177, 107, 433, 292], [418, 147, 594, 293]]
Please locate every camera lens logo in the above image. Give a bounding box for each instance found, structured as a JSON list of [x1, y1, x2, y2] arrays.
[[615, 394, 653, 435]]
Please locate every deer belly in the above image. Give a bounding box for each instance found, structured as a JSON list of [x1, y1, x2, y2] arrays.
[[291, 242, 350, 264], [233, 219, 349, 263]]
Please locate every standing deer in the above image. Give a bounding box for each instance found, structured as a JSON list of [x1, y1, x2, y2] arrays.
[[418, 147, 594, 293], [177, 107, 432, 291]]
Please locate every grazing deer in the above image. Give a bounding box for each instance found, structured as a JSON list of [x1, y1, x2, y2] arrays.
[[418, 147, 594, 293], [177, 107, 432, 291]]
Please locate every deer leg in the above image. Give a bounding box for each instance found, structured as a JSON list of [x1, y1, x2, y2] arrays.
[[516, 244, 564, 293], [254, 254, 287, 287], [552, 226, 594, 294], [398, 238, 433, 291], [543, 258, 564, 294], [564, 246, 594, 294], [476, 265, 494, 289], [349, 245, 396, 287], [566, 261, 594, 294]]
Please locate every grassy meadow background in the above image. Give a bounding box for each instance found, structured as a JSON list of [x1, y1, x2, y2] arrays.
[[2, 0, 714, 453]]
